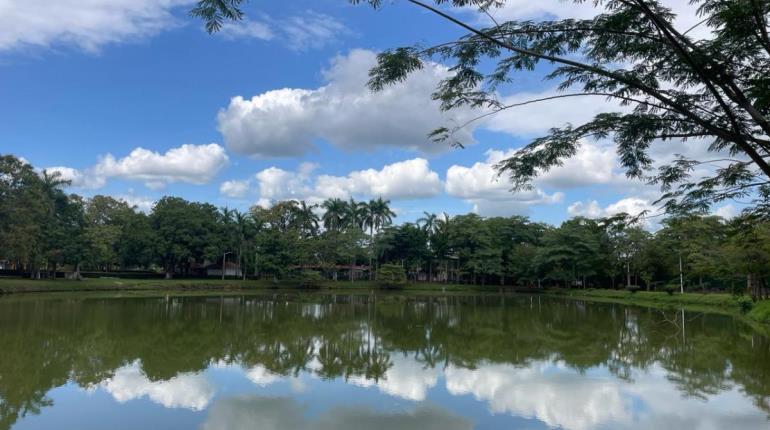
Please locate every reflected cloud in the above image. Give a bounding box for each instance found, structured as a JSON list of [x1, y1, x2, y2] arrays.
[[444, 360, 770, 430], [446, 361, 631, 430], [99, 360, 214, 411], [349, 355, 439, 401], [200, 395, 472, 430]]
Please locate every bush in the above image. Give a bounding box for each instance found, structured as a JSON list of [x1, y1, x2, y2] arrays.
[[737, 296, 754, 314], [293, 270, 324, 289], [624, 285, 642, 294], [663, 283, 680, 295], [377, 264, 407, 289]]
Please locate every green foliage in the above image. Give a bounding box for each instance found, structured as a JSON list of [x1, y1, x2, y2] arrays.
[[377, 264, 407, 288]]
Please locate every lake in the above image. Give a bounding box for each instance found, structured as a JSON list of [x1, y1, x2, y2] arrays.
[[1, 292, 769, 430]]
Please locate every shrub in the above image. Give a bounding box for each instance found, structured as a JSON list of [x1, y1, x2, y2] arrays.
[[377, 264, 407, 289], [295, 270, 324, 289], [663, 283, 680, 296], [624, 285, 642, 294], [737, 296, 754, 314]]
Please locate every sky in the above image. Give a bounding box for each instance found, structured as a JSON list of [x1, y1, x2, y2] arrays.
[[0, 0, 740, 225]]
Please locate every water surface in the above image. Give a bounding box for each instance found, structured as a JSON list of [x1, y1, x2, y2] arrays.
[[1, 292, 769, 429]]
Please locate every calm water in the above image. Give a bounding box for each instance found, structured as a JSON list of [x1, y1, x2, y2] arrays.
[[1, 292, 769, 430]]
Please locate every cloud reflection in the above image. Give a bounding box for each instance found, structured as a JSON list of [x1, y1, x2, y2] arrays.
[[200, 395, 472, 430], [99, 360, 214, 411]]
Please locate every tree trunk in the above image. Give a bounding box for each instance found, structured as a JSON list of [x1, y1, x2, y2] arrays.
[[626, 261, 631, 288], [74, 262, 83, 280], [678, 252, 684, 294]]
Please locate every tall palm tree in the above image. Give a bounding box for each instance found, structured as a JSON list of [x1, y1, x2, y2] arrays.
[[417, 212, 438, 235], [321, 198, 347, 232], [234, 210, 252, 280], [435, 212, 453, 283], [417, 212, 438, 282], [40, 169, 70, 216], [294, 200, 320, 238], [343, 198, 366, 230], [363, 197, 396, 280]]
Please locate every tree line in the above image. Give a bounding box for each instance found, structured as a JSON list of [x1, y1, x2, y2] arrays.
[[1, 154, 768, 298]]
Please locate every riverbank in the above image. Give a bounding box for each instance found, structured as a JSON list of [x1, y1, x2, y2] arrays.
[[2, 277, 769, 325], [0, 277, 499, 294], [545, 288, 770, 325]]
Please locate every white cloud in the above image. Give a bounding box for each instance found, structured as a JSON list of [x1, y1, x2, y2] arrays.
[[42, 143, 228, 190], [0, 0, 192, 52], [281, 12, 350, 51], [99, 360, 214, 411], [568, 197, 658, 228], [220, 179, 251, 198], [714, 204, 739, 220], [485, 90, 622, 138], [445, 149, 564, 216], [316, 158, 442, 200], [217, 49, 476, 157], [41, 166, 106, 189], [219, 19, 274, 41], [246, 158, 442, 206], [94, 143, 228, 189], [481, 1, 709, 39], [117, 194, 156, 213], [218, 12, 347, 50]]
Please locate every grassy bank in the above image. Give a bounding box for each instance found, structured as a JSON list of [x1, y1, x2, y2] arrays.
[[0, 277, 500, 294], [544, 288, 770, 325]]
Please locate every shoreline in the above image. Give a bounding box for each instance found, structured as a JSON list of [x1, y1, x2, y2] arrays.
[[2, 278, 769, 326]]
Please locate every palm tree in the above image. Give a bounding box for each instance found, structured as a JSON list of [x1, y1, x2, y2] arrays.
[[294, 200, 320, 238], [343, 198, 366, 230], [435, 212, 453, 283], [321, 198, 347, 232], [40, 170, 70, 279], [234, 210, 252, 280], [417, 212, 438, 235], [363, 197, 396, 280], [417, 212, 438, 282], [40, 169, 70, 216]]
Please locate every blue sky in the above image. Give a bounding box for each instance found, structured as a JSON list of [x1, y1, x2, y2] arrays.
[[0, 0, 737, 225]]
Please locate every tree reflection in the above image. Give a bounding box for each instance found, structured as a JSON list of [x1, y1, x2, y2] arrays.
[[0, 293, 769, 429]]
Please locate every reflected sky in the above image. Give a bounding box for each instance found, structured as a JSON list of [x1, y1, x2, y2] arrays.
[[2, 293, 769, 430]]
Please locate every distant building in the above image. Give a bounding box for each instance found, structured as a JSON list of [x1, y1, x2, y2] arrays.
[[205, 262, 243, 278]]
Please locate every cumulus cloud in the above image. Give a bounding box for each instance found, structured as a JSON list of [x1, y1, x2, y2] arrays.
[[45, 143, 229, 190], [0, 0, 192, 52], [445, 149, 565, 216], [99, 360, 214, 411], [220, 179, 251, 198], [217, 49, 476, 157], [93, 143, 228, 189], [117, 194, 156, 213], [316, 158, 442, 200], [230, 158, 442, 205], [41, 166, 106, 189]]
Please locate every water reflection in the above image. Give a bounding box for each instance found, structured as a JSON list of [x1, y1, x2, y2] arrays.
[[0, 293, 769, 430], [201, 397, 472, 430]]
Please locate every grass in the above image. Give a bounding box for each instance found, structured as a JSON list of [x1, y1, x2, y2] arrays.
[[544, 288, 764, 322], [0, 277, 500, 294], [748, 300, 770, 324]]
